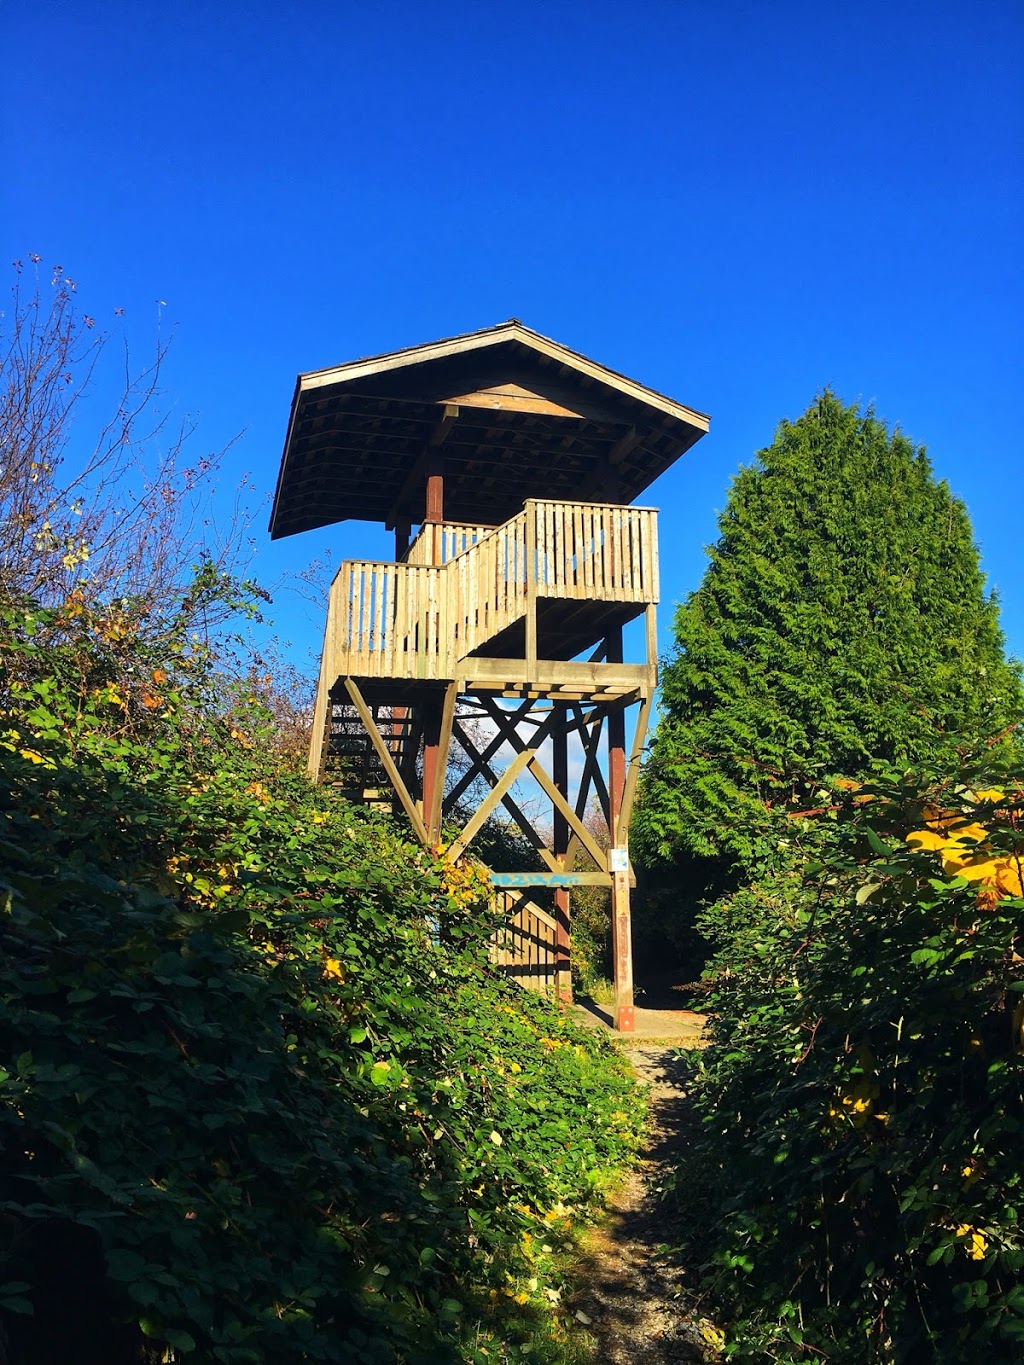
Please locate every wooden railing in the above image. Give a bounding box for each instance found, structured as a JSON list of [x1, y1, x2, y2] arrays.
[[530, 500, 658, 604], [318, 499, 658, 683], [406, 522, 496, 566], [448, 508, 530, 659], [326, 560, 448, 681]]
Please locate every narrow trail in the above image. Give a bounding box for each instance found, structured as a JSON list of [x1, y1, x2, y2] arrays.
[[568, 1017, 723, 1363]]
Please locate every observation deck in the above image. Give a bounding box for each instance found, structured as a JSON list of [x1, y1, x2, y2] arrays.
[[270, 321, 708, 1030]]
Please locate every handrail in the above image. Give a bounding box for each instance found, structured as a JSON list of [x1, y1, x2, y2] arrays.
[[448, 508, 529, 658]]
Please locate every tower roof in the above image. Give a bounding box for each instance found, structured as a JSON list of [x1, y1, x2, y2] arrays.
[[269, 321, 709, 538]]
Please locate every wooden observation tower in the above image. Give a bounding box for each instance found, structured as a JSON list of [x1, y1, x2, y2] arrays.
[[270, 323, 708, 1030]]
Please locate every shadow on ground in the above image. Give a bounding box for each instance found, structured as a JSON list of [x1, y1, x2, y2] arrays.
[[565, 1047, 723, 1364], [572, 998, 707, 1048]]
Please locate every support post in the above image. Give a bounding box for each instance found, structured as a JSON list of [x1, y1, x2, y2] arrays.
[[395, 522, 411, 561], [605, 628, 634, 1032], [425, 451, 444, 526], [421, 686, 456, 847], [552, 704, 572, 1004], [424, 685, 457, 845]]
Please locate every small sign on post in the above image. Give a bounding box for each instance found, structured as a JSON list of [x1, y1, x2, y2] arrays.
[[609, 847, 629, 873]]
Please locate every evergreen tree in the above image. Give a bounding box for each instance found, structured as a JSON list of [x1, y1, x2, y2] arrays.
[[636, 392, 1023, 864]]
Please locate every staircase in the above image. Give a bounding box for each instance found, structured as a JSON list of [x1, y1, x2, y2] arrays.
[[318, 700, 422, 802], [490, 893, 560, 993]]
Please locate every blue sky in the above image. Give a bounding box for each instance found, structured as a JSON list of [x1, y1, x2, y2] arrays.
[[6, 0, 1022, 674]]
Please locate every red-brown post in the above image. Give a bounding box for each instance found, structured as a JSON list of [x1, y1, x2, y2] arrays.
[[552, 704, 572, 1003], [605, 628, 634, 1032], [421, 701, 443, 847], [425, 452, 444, 525]]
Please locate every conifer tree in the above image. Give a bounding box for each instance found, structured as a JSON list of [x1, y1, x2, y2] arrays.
[[636, 392, 1023, 864]]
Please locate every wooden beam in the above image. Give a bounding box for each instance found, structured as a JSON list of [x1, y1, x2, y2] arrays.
[[307, 646, 333, 783], [449, 720, 561, 873], [447, 748, 534, 863], [464, 657, 649, 692], [490, 871, 612, 888], [612, 866, 635, 1032], [473, 693, 564, 754], [527, 758, 609, 872], [425, 684, 458, 845], [442, 382, 585, 419], [387, 403, 458, 526], [575, 708, 610, 827], [616, 693, 652, 845], [645, 602, 657, 672], [443, 699, 534, 812], [343, 678, 429, 845], [524, 501, 537, 674], [607, 426, 643, 467], [606, 630, 627, 842], [552, 706, 572, 1002]]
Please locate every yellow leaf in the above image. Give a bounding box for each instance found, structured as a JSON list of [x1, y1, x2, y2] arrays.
[[906, 829, 947, 852]]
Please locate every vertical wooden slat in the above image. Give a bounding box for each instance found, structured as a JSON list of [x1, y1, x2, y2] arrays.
[[564, 502, 574, 594], [593, 508, 603, 597], [525, 501, 538, 673], [618, 509, 628, 599], [645, 602, 658, 675], [572, 504, 583, 594], [380, 565, 392, 676], [649, 510, 660, 605], [631, 511, 642, 600], [373, 559, 385, 661]]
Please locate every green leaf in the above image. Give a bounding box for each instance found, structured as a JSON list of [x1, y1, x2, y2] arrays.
[[163, 1328, 197, 1352], [105, 1249, 148, 1283]]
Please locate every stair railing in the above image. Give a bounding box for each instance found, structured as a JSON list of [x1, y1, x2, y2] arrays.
[[446, 507, 529, 660]]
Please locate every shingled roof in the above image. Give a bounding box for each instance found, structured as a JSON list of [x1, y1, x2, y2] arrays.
[[269, 321, 709, 539]]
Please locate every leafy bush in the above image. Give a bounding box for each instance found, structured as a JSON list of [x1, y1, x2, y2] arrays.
[[675, 764, 1024, 1361], [0, 592, 644, 1363]]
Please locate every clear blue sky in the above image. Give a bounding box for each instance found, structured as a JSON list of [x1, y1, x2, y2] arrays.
[[6, 0, 1022, 673]]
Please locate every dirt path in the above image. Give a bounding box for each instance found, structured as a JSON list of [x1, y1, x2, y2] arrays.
[[569, 1042, 723, 1364]]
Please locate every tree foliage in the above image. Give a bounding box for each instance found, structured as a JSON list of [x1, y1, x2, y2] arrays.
[[1, 257, 253, 616], [636, 393, 1023, 867], [673, 766, 1024, 1361]]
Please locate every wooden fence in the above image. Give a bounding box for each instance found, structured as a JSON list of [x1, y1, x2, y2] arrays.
[[489, 894, 559, 993]]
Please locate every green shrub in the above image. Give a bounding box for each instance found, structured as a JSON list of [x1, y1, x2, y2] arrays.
[[0, 592, 644, 1362], [675, 765, 1024, 1361]]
